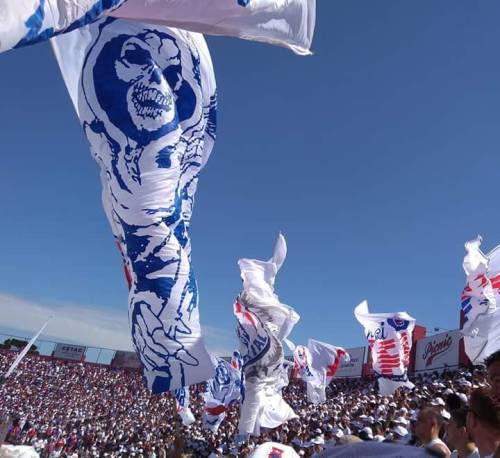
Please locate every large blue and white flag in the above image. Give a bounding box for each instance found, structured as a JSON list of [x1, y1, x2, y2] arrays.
[[461, 236, 500, 364], [355, 301, 415, 396], [53, 19, 218, 393], [203, 351, 244, 432], [235, 233, 299, 437], [1, 0, 315, 54]]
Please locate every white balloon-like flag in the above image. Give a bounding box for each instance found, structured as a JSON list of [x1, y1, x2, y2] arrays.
[[235, 233, 300, 437], [355, 301, 415, 396], [461, 236, 500, 364]]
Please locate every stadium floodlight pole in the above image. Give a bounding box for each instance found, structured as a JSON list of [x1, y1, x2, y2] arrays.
[[4, 316, 53, 379]]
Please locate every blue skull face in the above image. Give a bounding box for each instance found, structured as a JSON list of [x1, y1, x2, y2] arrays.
[[92, 25, 197, 145], [215, 363, 230, 386]]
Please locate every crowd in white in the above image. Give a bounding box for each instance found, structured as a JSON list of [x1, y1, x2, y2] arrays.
[[1, 349, 499, 458]]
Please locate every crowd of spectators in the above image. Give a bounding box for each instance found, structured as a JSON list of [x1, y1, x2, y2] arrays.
[[1, 349, 499, 457]]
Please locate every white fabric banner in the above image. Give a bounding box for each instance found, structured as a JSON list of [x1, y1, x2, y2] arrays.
[[354, 301, 415, 396], [461, 236, 500, 364], [1, 0, 315, 54], [5, 317, 51, 378], [203, 352, 244, 432], [294, 339, 350, 404], [235, 233, 299, 436], [175, 386, 195, 426], [53, 19, 217, 393]]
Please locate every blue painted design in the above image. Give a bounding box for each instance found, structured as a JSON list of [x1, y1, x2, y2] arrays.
[[80, 20, 217, 393], [14, 0, 124, 49], [387, 318, 409, 332], [237, 0, 251, 6]]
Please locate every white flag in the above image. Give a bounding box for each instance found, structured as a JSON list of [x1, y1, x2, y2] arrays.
[[1, 0, 315, 54], [5, 317, 51, 378], [203, 352, 244, 432], [235, 234, 299, 436], [354, 301, 415, 396], [175, 386, 195, 426], [461, 236, 500, 363], [294, 339, 349, 404]]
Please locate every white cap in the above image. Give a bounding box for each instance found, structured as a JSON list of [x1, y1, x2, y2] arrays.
[[311, 436, 325, 445], [392, 425, 409, 437], [360, 427, 373, 439], [431, 397, 445, 406]]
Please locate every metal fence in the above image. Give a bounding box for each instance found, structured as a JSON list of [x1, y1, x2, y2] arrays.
[[0, 333, 117, 365]]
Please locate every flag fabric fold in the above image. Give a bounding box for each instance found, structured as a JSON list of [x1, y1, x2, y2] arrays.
[[235, 234, 299, 437], [354, 301, 415, 396], [1, 0, 315, 55], [461, 236, 500, 364]]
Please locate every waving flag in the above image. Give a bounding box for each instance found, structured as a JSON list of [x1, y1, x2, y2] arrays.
[[175, 386, 195, 426], [293, 345, 316, 383], [307, 339, 349, 404], [293, 339, 349, 404], [52, 19, 217, 393], [203, 352, 244, 432], [1, 0, 315, 54], [2, 0, 315, 396], [355, 301, 415, 396], [461, 236, 500, 363], [235, 234, 299, 437]]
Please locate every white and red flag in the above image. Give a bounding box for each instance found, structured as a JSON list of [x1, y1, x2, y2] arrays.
[[461, 236, 500, 364], [355, 301, 415, 396]]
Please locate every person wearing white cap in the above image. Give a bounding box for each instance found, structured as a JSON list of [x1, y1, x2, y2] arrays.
[[415, 407, 451, 457], [310, 436, 325, 456], [446, 408, 479, 458]]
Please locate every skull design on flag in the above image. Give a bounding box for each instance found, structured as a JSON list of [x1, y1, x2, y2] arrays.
[[53, 18, 217, 393]]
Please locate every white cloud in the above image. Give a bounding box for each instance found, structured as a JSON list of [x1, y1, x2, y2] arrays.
[[0, 292, 235, 355]]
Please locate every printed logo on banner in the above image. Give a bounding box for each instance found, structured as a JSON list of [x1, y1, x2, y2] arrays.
[[415, 331, 460, 372], [422, 334, 453, 368]]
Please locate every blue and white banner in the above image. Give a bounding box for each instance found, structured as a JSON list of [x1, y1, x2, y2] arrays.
[[1, 0, 315, 54], [175, 386, 195, 426], [355, 301, 415, 396], [461, 236, 500, 364], [203, 352, 244, 432], [53, 19, 217, 393]]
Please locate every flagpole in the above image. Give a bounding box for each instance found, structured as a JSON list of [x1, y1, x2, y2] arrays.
[[4, 316, 52, 379]]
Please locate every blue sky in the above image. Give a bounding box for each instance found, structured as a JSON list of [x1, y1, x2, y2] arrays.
[[0, 1, 500, 355]]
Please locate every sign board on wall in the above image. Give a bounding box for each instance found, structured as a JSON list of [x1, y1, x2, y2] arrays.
[[415, 330, 460, 372], [333, 346, 365, 378], [111, 350, 141, 369], [53, 343, 86, 361]]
